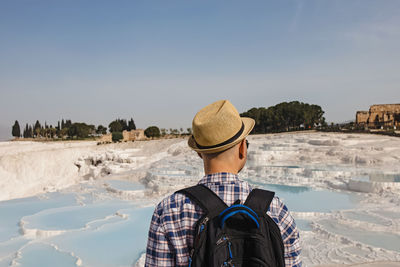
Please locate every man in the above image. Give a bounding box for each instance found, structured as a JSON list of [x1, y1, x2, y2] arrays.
[[145, 100, 301, 266]]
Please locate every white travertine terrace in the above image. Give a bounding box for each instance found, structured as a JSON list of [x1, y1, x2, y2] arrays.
[[1, 132, 400, 266]]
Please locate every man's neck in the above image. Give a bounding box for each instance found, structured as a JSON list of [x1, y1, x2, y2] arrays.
[[204, 165, 238, 175]]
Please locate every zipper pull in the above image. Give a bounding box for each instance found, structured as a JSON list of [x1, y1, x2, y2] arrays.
[[198, 216, 209, 234], [216, 235, 227, 245]]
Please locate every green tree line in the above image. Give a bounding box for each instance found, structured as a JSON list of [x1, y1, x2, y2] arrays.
[[240, 101, 326, 134], [11, 116, 193, 141], [12, 117, 136, 139]]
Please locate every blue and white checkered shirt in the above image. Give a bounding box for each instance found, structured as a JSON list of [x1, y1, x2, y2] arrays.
[[145, 172, 302, 267]]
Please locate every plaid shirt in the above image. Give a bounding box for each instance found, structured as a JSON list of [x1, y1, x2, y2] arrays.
[[145, 172, 302, 267]]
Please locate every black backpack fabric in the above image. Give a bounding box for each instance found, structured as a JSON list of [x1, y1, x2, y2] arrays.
[[176, 184, 285, 267]]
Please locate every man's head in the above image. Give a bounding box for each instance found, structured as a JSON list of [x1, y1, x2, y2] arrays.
[[188, 100, 255, 174]]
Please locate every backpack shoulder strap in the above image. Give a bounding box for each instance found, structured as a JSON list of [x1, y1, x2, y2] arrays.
[[245, 189, 285, 267], [176, 184, 228, 218], [244, 188, 275, 217]]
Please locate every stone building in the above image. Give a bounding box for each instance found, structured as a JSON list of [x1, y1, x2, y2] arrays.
[[356, 104, 400, 129], [99, 133, 112, 143], [356, 111, 369, 125], [122, 129, 146, 141], [97, 129, 146, 143]]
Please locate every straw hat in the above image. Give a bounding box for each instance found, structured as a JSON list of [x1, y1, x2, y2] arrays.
[[188, 100, 255, 153]]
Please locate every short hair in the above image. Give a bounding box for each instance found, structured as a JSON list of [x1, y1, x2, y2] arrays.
[[201, 150, 223, 160], [200, 141, 239, 160]]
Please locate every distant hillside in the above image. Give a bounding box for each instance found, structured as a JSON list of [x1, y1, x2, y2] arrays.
[[0, 125, 11, 141]]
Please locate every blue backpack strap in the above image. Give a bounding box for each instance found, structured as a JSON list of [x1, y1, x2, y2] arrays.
[[244, 188, 275, 217], [176, 184, 228, 218]]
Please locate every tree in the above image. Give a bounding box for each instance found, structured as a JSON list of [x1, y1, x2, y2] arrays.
[[60, 128, 68, 138], [109, 120, 123, 133], [65, 120, 72, 128], [23, 123, 29, 138], [120, 119, 129, 131], [109, 119, 129, 131], [170, 129, 179, 135], [88, 124, 96, 136], [56, 121, 60, 136], [144, 126, 160, 138], [68, 123, 91, 139], [49, 127, 57, 138], [97, 125, 107, 135], [112, 132, 123, 142], [240, 101, 326, 134], [128, 118, 136, 130], [40, 127, 45, 138], [34, 120, 41, 137], [28, 125, 33, 138], [12, 121, 20, 138]]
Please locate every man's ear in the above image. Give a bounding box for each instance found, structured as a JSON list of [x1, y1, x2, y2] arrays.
[[197, 152, 203, 159], [238, 139, 246, 159]]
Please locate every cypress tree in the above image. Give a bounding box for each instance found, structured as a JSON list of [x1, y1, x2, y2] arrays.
[[34, 120, 41, 137], [12, 121, 21, 137], [65, 120, 72, 128], [128, 118, 136, 130], [29, 125, 33, 138], [34, 120, 41, 131], [23, 123, 29, 138]]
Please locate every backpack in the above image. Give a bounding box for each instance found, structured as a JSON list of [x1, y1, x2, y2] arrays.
[[176, 184, 285, 267]]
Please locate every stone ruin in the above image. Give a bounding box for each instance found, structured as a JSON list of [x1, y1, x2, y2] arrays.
[[97, 129, 146, 143], [356, 104, 400, 129], [122, 129, 146, 141]]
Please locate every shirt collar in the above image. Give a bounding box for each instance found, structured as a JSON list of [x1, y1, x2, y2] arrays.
[[198, 172, 240, 185]]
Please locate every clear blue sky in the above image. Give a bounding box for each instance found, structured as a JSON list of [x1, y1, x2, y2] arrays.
[[1, 0, 399, 140]]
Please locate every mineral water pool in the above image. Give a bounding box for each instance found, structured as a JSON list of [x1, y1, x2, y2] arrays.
[[0, 177, 392, 266], [319, 219, 400, 252], [247, 181, 361, 213], [293, 219, 312, 231], [105, 179, 146, 191], [14, 243, 79, 267], [0, 185, 154, 267], [0, 193, 78, 242], [251, 181, 400, 252]]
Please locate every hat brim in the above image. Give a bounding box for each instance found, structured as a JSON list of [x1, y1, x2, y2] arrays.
[[188, 117, 255, 153]]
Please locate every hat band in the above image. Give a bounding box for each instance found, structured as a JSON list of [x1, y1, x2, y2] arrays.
[[194, 122, 245, 149]]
